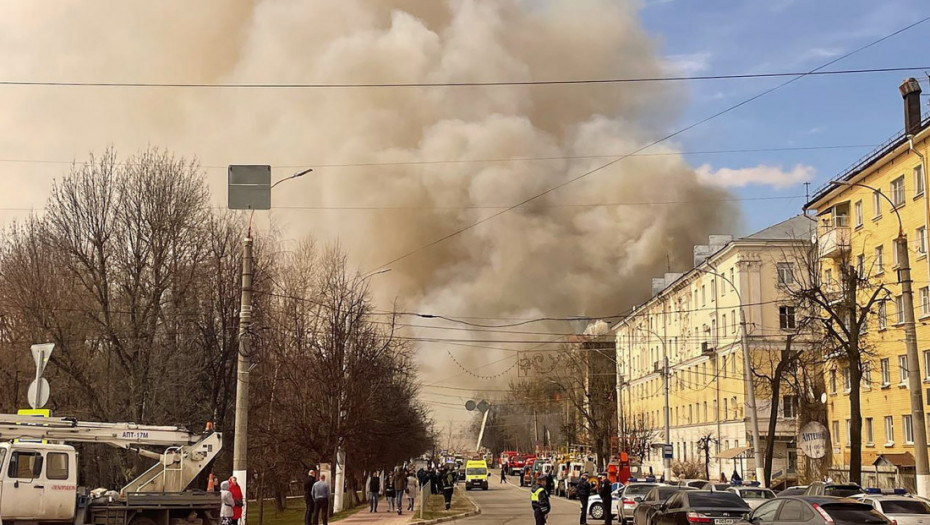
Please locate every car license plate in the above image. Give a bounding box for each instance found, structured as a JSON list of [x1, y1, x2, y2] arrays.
[[715, 519, 736, 524]]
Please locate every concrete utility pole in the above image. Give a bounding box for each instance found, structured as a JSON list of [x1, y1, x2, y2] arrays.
[[831, 179, 929, 496], [638, 326, 670, 480], [229, 166, 312, 525]]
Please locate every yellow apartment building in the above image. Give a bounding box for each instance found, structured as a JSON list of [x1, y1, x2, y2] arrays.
[[804, 78, 930, 485], [612, 215, 815, 486]]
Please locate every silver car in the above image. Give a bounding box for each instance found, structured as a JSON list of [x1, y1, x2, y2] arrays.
[[618, 483, 659, 525], [856, 493, 930, 525], [726, 486, 776, 509]]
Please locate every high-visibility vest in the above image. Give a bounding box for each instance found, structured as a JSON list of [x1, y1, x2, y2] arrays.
[[531, 487, 545, 502]]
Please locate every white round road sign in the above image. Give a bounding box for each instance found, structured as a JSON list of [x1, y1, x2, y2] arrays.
[[28, 377, 50, 409], [799, 421, 828, 459]]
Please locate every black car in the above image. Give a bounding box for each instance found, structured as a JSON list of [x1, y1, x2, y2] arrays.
[[777, 487, 809, 497], [746, 496, 892, 525], [653, 490, 749, 525], [634, 486, 698, 525], [803, 483, 863, 498]]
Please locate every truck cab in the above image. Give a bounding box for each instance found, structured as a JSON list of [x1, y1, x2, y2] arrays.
[[0, 441, 77, 522]]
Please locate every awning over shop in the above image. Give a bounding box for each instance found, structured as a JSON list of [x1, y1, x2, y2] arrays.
[[716, 446, 751, 460], [873, 452, 915, 468]]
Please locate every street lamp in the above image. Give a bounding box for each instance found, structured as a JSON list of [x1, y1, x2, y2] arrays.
[[830, 179, 929, 496], [634, 325, 671, 482], [230, 167, 311, 525], [691, 265, 765, 486], [332, 267, 391, 513]]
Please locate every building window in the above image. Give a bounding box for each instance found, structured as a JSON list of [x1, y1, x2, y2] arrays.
[[846, 419, 851, 448], [856, 254, 865, 278], [779, 306, 796, 330], [824, 268, 833, 289], [875, 245, 884, 273], [863, 362, 872, 387], [896, 295, 906, 325], [723, 398, 728, 420], [703, 401, 708, 422], [885, 416, 895, 445], [879, 301, 888, 330], [921, 288, 930, 317], [899, 355, 909, 384], [865, 417, 874, 445], [874, 190, 883, 217], [783, 396, 796, 418], [855, 200, 863, 227], [732, 396, 738, 418], [881, 358, 891, 386], [711, 279, 716, 302], [721, 314, 727, 335], [916, 164, 925, 197], [832, 421, 841, 445], [701, 285, 706, 307], [731, 353, 737, 375], [722, 355, 727, 378], [689, 405, 693, 423], [842, 367, 851, 393], [919, 227, 928, 255], [829, 369, 837, 394], [731, 309, 737, 334], [892, 176, 906, 207], [777, 263, 795, 285], [893, 242, 900, 267], [904, 415, 915, 444], [924, 350, 930, 380]]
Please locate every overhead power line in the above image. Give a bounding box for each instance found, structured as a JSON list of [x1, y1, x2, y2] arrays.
[[370, 15, 930, 271], [1, 66, 928, 89]]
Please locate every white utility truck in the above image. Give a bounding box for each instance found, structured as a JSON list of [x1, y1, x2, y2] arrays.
[[0, 413, 222, 525]]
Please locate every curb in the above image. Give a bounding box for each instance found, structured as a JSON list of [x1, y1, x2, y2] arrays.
[[410, 489, 481, 525]]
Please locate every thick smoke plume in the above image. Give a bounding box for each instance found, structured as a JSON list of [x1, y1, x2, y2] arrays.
[[0, 0, 737, 393]]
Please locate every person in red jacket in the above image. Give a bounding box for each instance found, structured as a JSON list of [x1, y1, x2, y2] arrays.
[[229, 476, 244, 525]]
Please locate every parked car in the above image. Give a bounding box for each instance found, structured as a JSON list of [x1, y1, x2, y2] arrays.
[[634, 486, 698, 525], [854, 490, 930, 525], [700, 482, 733, 492], [745, 496, 891, 525], [617, 483, 660, 525], [778, 487, 809, 497], [652, 490, 749, 525], [589, 485, 623, 521], [804, 482, 864, 498], [676, 480, 711, 489], [727, 487, 776, 509]]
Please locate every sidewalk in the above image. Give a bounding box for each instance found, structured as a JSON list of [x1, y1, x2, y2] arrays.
[[337, 507, 414, 525]]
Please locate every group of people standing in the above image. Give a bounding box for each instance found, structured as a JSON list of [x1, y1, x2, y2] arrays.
[[366, 467, 419, 514], [219, 476, 244, 525], [302, 470, 332, 525]]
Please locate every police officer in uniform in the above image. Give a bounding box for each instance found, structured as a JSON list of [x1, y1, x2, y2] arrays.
[[531, 473, 551, 525]]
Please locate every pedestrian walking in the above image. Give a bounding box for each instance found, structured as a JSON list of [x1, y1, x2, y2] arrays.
[[368, 471, 381, 512], [407, 471, 419, 511], [311, 474, 331, 525], [545, 470, 555, 495], [394, 468, 408, 515], [220, 481, 235, 525], [500, 464, 508, 484], [576, 473, 591, 525], [430, 468, 440, 494], [441, 466, 455, 510], [530, 473, 551, 525], [598, 474, 613, 525], [304, 470, 318, 525], [385, 474, 396, 512], [229, 477, 244, 525]]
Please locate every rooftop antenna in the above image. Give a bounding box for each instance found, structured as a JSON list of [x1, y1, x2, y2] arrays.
[[803, 182, 810, 215], [666, 253, 671, 273]]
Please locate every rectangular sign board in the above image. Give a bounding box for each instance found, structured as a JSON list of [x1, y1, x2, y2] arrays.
[[228, 165, 271, 210]]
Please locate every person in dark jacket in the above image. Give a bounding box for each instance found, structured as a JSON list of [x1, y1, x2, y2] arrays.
[[501, 463, 508, 483], [576, 474, 591, 525], [304, 470, 317, 525], [545, 470, 555, 495], [385, 474, 396, 512], [598, 474, 613, 525], [393, 468, 408, 515], [441, 467, 455, 510], [368, 471, 381, 512], [531, 473, 551, 525]]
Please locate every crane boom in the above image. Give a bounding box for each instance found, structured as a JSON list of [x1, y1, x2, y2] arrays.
[[0, 413, 222, 495]]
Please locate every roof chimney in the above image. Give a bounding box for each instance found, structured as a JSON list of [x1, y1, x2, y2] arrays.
[[900, 77, 923, 135]]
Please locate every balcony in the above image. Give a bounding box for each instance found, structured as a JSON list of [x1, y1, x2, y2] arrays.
[[819, 215, 850, 259]]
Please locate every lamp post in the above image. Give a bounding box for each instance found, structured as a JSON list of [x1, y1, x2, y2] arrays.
[[692, 265, 765, 486], [830, 179, 929, 496], [332, 267, 391, 513], [635, 325, 671, 481], [231, 167, 311, 525]]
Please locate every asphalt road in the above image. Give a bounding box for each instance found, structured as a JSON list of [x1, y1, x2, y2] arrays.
[[462, 470, 586, 525]]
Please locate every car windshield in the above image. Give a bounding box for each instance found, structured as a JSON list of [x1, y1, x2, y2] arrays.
[[823, 486, 862, 497], [466, 468, 487, 475], [690, 493, 749, 508], [881, 500, 930, 514], [820, 503, 887, 524], [739, 490, 774, 499]]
